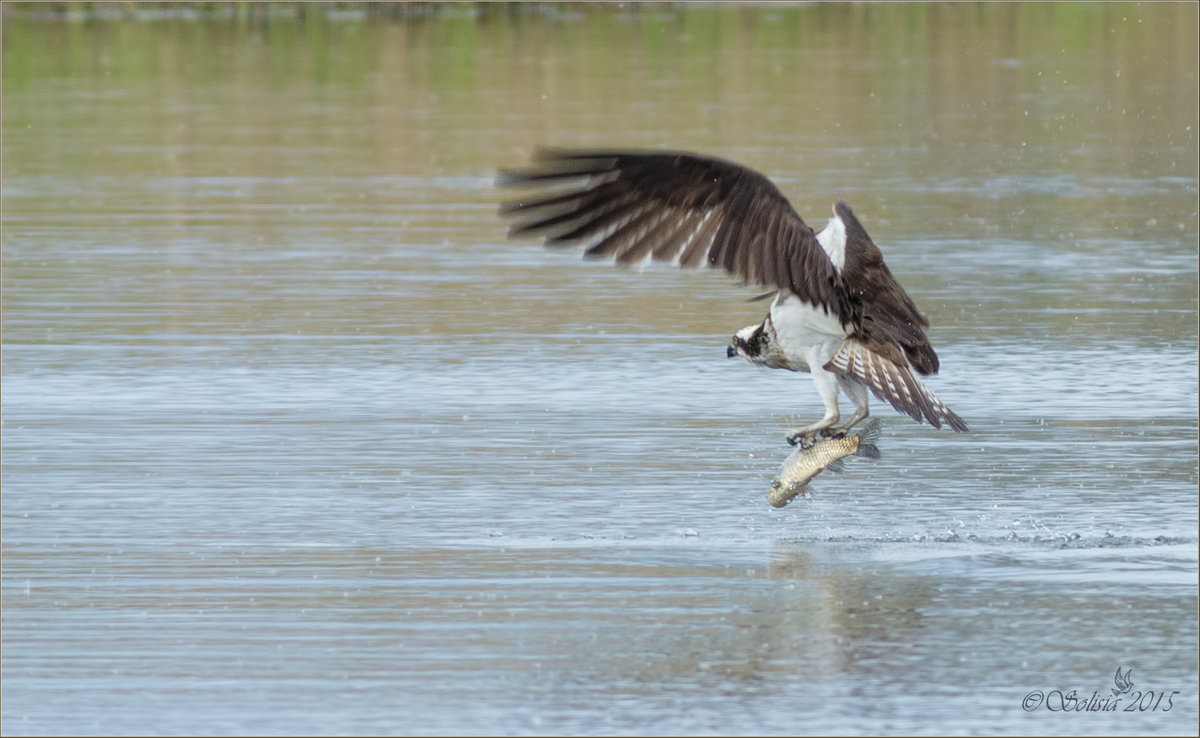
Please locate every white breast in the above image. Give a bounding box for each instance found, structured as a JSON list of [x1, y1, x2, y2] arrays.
[[768, 293, 847, 372]]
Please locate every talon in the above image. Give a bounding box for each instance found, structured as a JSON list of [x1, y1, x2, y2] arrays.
[[785, 412, 840, 451], [786, 431, 815, 449], [820, 428, 847, 440]]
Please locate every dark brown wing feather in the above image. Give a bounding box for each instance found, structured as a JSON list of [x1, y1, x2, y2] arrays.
[[833, 201, 940, 375], [498, 148, 856, 325]]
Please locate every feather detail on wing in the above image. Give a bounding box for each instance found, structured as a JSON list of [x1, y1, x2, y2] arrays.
[[825, 339, 968, 432], [498, 148, 857, 325]]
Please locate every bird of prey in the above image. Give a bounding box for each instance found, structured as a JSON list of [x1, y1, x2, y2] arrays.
[[498, 148, 967, 446]]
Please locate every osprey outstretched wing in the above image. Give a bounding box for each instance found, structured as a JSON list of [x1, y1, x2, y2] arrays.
[[499, 149, 854, 319], [499, 148, 966, 442]]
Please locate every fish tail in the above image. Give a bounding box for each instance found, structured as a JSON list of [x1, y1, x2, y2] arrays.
[[856, 442, 881, 460], [853, 417, 884, 459]]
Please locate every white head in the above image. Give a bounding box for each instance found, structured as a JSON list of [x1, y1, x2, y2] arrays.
[[726, 321, 771, 366]]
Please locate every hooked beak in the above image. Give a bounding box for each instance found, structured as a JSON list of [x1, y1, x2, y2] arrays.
[[726, 341, 740, 359]]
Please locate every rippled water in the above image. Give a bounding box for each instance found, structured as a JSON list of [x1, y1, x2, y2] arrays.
[[3, 5, 1198, 735]]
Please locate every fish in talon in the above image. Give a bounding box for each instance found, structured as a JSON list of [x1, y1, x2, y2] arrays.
[[769, 417, 883, 508]]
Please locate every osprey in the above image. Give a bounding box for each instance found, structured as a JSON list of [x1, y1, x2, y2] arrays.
[[498, 148, 967, 446]]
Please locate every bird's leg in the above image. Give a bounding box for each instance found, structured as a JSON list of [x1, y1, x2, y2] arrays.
[[833, 409, 868, 433], [786, 363, 841, 447], [829, 378, 870, 435]]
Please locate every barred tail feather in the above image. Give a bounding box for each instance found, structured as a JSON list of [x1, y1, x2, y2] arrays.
[[825, 340, 968, 432]]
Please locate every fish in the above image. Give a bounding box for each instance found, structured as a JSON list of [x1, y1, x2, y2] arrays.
[[768, 417, 883, 508]]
